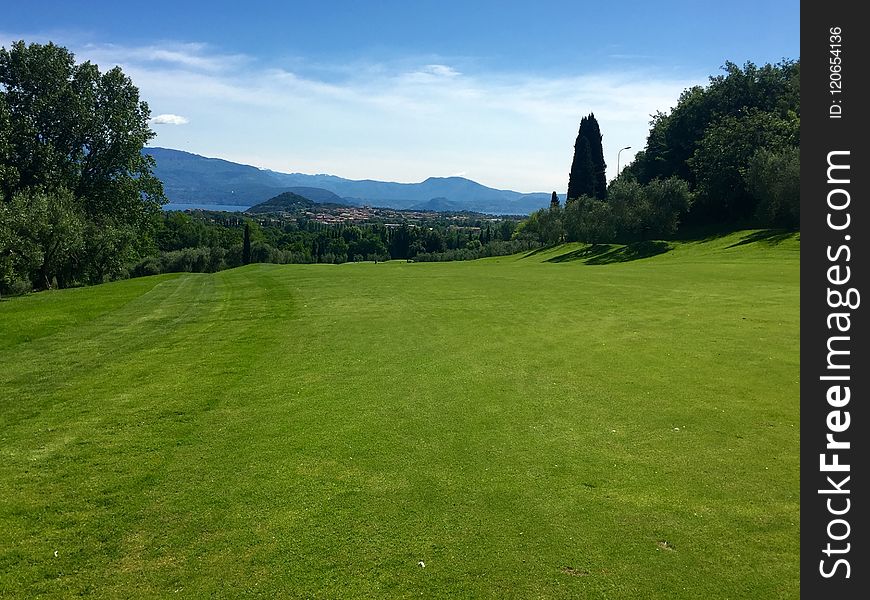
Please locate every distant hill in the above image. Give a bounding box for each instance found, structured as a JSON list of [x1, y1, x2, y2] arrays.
[[143, 147, 284, 206], [282, 187, 345, 204], [410, 197, 466, 212], [144, 147, 554, 214], [246, 192, 318, 214]]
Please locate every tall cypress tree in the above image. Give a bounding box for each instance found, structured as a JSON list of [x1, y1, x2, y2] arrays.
[[567, 113, 607, 200], [242, 222, 252, 265], [550, 191, 559, 209], [567, 136, 595, 201], [583, 113, 607, 199]]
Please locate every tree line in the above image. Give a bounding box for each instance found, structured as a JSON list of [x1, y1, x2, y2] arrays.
[[128, 210, 532, 277], [519, 59, 800, 246]]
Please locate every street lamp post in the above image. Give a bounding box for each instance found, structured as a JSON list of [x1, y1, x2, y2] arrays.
[[617, 146, 632, 177]]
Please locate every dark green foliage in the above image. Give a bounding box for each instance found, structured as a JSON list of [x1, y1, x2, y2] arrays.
[[745, 146, 800, 228], [120, 210, 530, 278], [242, 223, 252, 265], [388, 224, 412, 259], [635, 61, 799, 186], [550, 191, 559, 209], [563, 196, 615, 244], [625, 60, 799, 228], [246, 192, 317, 214], [567, 136, 595, 200], [621, 149, 647, 183], [522, 176, 691, 245], [514, 206, 564, 245], [605, 178, 645, 238], [348, 234, 388, 262], [567, 114, 606, 201], [582, 114, 607, 199], [606, 176, 692, 240], [639, 177, 693, 238], [411, 239, 539, 262], [497, 220, 517, 241], [689, 109, 798, 223], [0, 40, 164, 293], [0, 188, 84, 290], [130, 256, 161, 277]]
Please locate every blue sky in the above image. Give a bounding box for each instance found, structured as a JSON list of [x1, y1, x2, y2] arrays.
[[3, 1, 799, 192]]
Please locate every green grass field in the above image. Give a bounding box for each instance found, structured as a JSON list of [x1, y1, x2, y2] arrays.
[[0, 231, 799, 599]]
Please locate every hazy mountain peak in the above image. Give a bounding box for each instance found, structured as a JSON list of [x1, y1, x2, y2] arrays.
[[144, 147, 553, 214]]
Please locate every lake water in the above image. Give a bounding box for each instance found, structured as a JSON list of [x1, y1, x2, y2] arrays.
[[163, 203, 251, 212]]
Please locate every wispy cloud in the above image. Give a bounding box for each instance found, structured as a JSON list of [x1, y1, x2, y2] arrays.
[[2, 35, 703, 191], [80, 41, 250, 72], [421, 64, 461, 77], [150, 114, 189, 125]]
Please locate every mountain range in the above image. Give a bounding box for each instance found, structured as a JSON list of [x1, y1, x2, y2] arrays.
[[144, 148, 555, 214]]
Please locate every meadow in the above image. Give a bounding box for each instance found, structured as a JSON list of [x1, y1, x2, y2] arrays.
[[0, 231, 800, 598]]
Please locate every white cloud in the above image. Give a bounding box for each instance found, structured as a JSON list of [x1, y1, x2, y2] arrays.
[[423, 64, 461, 77], [151, 113, 189, 125], [5, 36, 703, 191], [80, 41, 249, 72]]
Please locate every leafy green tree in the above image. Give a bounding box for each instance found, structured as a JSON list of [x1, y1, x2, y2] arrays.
[[250, 240, 273, 263], [0, 40, 164, 290], [0, 187, 85, 289], [605, 176, 647, 238], [638, 89, 709, 185], [324, 236, 349, 261], [563, 196, 615, 243], [422, 228, 445, 254], [605, 176, 692, 240], [633, 60, 799, 191], [689, 109, 798, 222], [0, 94, 15, 194], [642, 177, 692, 237], [745, 146, 800, 228], [497, 220, 517, 241], [388, 224, 412, 259], [513, 207, 563, 245], [349, 233, 388, 261], [538, 206, 564, 244], [550, 191, 559, 209]]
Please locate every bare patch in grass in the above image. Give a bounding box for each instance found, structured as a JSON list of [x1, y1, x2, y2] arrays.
[[561, 566, 589, 576]]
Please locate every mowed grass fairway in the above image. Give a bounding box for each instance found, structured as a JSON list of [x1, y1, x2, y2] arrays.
[[0, 231, 799, 599]]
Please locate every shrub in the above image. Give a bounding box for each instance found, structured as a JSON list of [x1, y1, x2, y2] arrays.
[[745, 147, 799, 228], [131, 256, 161, 277], [563, 195, 615, 243]]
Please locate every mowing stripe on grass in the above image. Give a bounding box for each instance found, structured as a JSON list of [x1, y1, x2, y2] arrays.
[[0, 232, 799, 598]]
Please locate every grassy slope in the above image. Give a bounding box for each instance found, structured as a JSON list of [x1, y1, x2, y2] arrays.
[[0, 231, 799, 599]]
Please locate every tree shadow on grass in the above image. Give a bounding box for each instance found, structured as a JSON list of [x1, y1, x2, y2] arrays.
[[522, 244, 559, 258], [671, 223, 740, 243], [726, 229, 798, 248], [585, 240, 672, 264], [545, 244, 615, 263], [545, 240, 672, 265]]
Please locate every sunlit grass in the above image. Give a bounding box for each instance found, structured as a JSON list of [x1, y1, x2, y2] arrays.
[[0, 231, 799, 598]]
